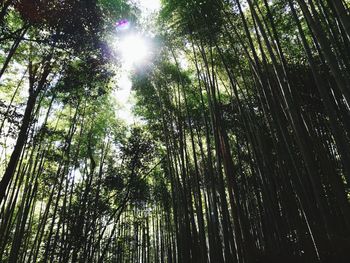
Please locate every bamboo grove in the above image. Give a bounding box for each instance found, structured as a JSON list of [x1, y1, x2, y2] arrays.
[[1, 0, 350, 262]]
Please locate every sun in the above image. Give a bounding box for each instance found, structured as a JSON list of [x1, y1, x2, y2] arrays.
[[118, 34, 150, 67]]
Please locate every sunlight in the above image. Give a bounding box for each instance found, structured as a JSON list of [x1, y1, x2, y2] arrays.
[[138, 0, 161, 12], [111, 1, 159, 125], [118, 34, 150, 67]]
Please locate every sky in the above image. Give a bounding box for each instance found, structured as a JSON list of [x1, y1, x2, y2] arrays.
[[137, 0, 161, 13], [113, 0, 161, 125]]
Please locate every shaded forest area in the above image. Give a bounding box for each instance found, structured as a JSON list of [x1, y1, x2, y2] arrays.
[[1, 0, 350, 262]]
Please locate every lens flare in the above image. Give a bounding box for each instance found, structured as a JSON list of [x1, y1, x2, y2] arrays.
[[116, 19, 130, 31]]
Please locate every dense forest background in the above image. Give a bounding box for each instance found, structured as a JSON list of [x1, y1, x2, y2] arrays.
[[1, 0, 350, 262]]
